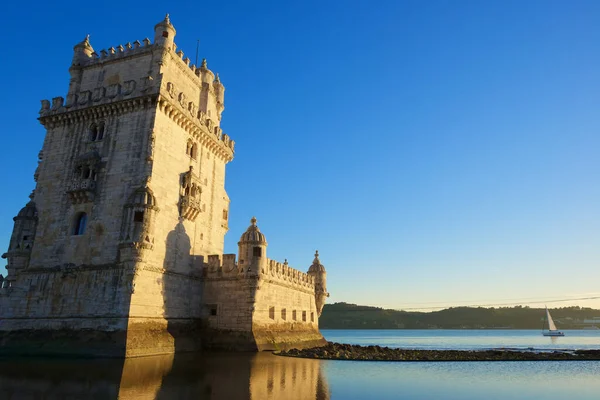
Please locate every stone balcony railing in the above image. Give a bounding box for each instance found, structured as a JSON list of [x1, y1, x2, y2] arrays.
[[66, 179, 97, 204], [180, 195, 201, 221]]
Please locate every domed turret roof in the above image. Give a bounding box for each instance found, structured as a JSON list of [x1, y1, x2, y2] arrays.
[[308, 250, 326, 272], [16, 201, 37, 220], [155, 13, 175, 30], [73, 35, 94, 52], [239, 217, 267, 244], [127, 186, 157, 208]]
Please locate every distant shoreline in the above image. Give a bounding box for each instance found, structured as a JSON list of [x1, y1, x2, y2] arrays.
[[320, 327, 598, 330], [277, 342, 600, 362]]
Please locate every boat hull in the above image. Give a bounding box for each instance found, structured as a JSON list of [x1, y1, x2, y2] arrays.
[[542, 331, 565, 337]]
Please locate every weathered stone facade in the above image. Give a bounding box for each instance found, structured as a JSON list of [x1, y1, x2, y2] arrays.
[[0, 15, 328, 357]]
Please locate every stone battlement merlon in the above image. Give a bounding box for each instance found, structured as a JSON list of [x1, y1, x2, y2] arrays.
[[82, 38, 154, 68], [264, 258, 316, 290], [72, 34, 224, 95], [202, 254, 316, 293], [41, 20, 234, 160]]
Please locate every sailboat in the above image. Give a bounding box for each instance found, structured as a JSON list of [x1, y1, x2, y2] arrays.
[[542, 306, 565, 337]]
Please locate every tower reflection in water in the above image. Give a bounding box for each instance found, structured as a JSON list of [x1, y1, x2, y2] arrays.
[[0, 352, 330, 400]]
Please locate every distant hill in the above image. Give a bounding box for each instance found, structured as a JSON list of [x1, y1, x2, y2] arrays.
[[319, 302, 600, 329]]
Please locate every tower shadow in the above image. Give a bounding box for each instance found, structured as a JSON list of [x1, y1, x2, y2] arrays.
[[161, 219, 203, 355]]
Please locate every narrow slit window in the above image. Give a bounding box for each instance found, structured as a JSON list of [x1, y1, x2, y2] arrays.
[[269, 306, 275, 320], [134, 211, 144, 222], [97, 123, 104, 140], [73, 212, 88, 235], [90, 124, 98, 141]]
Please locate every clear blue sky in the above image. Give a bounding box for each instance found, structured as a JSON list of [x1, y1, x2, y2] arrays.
[[1, 0, 599, 310]]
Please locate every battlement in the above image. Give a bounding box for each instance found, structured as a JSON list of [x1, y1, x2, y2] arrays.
[[202, 254, 316, 292], [84, 38, 154, 67], [264, 259, 315, 290], [38, 20, 234, 160], [204, 254, 239, 276]]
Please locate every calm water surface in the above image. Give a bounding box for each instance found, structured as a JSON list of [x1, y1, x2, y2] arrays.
[[0, 330, 599, 399], [322, 329, 600, 351]]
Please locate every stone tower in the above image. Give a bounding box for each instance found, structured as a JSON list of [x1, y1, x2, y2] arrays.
[[0, 15, 235, 356], [0, 15, 329, 356]]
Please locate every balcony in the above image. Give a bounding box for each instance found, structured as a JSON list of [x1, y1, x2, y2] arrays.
[[180, 195, 201, 221], [67, 179, 97, 203]]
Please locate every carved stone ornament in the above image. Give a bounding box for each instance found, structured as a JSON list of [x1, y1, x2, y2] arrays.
[[92, 87, 106, 102], [122, 80, 136, 95], [51, 97, 64, 111], [39, 100, 51, 115], [188, 101, 197, 116], [106, 83, 121, 99], [167, 82, 176, 98], [178, 92, 187, 108], [65, 94, 78, 108], [78, 91, 91, 105]]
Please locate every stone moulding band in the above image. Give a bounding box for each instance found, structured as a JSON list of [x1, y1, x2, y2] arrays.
[[37, 92, 234, 162], [38, 95, 157, 128], [157, 93, 234, 161]]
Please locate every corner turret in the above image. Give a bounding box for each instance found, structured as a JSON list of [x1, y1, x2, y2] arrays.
[[213, 74, 225, 120], [308, 250, 329, 316], [71, 35, 95, 66], [154, 13, 176, 49], [237, 217, 267, 275], [199, 58, 215, 84], [1, 198, 38, 287]]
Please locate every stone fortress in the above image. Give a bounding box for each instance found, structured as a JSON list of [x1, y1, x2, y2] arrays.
[[0, 15, 329, 357]]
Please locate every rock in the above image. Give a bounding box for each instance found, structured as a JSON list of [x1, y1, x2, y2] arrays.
[[274, 341, 600, 362]]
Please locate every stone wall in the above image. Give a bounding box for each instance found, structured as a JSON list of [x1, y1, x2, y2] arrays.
[[0, 265, 134, 357], [32, 104, 156, 268], [201, 254, 326, 351]]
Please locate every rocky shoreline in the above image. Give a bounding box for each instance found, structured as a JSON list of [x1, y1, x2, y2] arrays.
[[277, 342, 600, 361]]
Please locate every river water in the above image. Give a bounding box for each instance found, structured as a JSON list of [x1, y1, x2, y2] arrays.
[[0, 330, 599, 399], [322, 328, 600, 351]]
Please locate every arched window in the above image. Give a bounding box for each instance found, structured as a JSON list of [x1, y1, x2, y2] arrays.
[[90, 124, 98, 141], [89, 122, 106, 142], [186, 140, 192, 155], [190, 143, 198, 159], [73, 212, 87, 235], [97, 122, 105, 141]]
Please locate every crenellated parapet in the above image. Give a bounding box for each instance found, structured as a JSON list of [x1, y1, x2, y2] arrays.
[[39, 14, 234, 162], [263, 259, 316, 292], [78, 37, 154, 68], [201, 254, 316, 293], [203, 254, 240, 278]]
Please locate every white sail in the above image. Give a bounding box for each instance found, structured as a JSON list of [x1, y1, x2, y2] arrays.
[[546, 307, 558, 331]]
